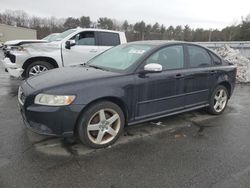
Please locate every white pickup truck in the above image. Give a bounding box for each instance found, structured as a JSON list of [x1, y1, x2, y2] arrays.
[[2, 28, 127, 78]]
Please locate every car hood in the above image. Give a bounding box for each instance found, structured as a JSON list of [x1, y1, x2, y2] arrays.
[[26, 66, 120, 91], [22, 41, 61, 52], [4, 40, 48, 46]]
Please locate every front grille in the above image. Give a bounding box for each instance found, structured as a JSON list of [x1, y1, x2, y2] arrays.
[[5, 52, 16, 63], [18, 87, 26, 105], [3, 48, 7, 57]]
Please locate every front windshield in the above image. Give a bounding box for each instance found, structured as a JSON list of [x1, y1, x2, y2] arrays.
[[88, 43, 153, 71], [53, 29, 76, 41], [42, 33, 60, 42]]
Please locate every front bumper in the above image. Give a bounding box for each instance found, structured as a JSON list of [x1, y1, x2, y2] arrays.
[[19, 103, 84, 137], [3, 58, 24, 77], [18, 82, 85, 137]]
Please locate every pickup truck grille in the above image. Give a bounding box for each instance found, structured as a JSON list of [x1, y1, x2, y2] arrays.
[[18, 87, 26, 105], [5, 51, 16, 63]]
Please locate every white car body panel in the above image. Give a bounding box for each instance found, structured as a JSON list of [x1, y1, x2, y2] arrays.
[[4, 40, 47, 46], [3, 58, 24, 77], [62, 45, 101, 66]]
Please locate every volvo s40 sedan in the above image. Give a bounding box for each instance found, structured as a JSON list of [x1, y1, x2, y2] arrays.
[[18, 41, 237, 148]]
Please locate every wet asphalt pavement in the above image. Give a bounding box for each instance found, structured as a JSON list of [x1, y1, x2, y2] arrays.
[[0, 61, 250, 188]]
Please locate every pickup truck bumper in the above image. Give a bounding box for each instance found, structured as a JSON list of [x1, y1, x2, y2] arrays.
[[2, 57, 24, 77]]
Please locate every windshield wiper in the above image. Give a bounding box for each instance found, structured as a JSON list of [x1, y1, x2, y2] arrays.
[[84, 64, 108, 71]]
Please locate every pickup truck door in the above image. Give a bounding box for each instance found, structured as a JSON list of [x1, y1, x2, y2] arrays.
[[62, 31, 100, 66]]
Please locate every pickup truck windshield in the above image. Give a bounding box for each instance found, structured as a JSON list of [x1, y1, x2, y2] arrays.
[[88, 44, 153, 71], [54, 29, 76, 41], [42, 33, 60, 42]]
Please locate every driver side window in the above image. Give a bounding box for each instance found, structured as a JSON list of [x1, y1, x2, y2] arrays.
[[145, 45, 184, 70], [72, 31, 96, 46]]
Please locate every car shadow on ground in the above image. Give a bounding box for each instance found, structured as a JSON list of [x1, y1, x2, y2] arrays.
[[26, 108, 222, 157]]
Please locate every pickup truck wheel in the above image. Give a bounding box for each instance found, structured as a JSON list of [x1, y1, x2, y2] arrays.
[[26, 61, 54, 78], [77, 101, 125, 149], [207, 85, 229, 115]]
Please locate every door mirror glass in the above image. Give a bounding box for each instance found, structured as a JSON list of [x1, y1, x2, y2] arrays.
[[144, 63, 162, 73], [65, 40, 76, 49]]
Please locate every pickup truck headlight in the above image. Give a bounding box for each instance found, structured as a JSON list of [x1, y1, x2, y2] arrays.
[[11, 46, 26, 51], [34, 94, 76, 106]]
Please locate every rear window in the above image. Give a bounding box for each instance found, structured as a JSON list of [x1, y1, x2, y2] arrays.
[[210, 52, 222, 64], [97, 32, 120, 46], [187, 45, 212, 68]]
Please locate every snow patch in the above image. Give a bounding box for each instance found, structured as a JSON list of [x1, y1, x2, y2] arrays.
[[215, 45, 250, 83]]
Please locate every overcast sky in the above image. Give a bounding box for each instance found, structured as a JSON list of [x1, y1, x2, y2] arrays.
[[1, 0, 250, 29]]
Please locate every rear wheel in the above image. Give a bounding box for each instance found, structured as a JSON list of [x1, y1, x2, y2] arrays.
[[207, 85, 229, 115], [25, 61, 54, 78], [77, 101, 125, 148]]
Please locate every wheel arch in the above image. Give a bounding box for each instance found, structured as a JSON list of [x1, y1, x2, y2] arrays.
[[22, 56, 59, 70], [218, 81, 232, 98]]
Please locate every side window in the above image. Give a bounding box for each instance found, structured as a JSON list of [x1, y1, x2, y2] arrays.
[[210, 52, 221, 64], [98, 32, 120, 46], [73, 31, 96, 46], [145, 45, 184, 70], [187, 45, 212, 68]]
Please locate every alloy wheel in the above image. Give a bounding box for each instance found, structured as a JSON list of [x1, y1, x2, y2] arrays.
[[213, 89, 227, 113], [86, 108, 121, 145], [29, 65, 48, 76]]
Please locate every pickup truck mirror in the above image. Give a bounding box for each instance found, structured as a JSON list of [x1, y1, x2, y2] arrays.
[[65, 40, 76, 49], [143, 63, 162, 73]]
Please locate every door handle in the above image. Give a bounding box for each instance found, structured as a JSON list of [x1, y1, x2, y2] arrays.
[[89, 49, 98, 53], [175, 73, 184, 79], [210, 70, 217, 74]]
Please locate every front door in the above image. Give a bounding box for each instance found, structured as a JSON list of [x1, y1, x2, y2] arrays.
[[135, 45, 186, 120], [62, 31, 99, 66]]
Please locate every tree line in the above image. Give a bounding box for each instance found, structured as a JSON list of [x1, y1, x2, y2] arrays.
[[0, 9, 250, 42]]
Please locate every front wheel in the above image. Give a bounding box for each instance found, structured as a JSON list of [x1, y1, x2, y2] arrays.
[[25, 61, 54, 78], [77, 101, 125, 148], [207, 85, 229, 115]]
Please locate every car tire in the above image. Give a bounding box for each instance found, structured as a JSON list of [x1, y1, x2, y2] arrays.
[[77, 101, 125, 149], [207, 85, 229, 115], [25, 61, 54, 78]]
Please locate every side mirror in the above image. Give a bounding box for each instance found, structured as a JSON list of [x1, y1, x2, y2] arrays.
[[144, 63, 162, 73], [65, 40, 76, 49]]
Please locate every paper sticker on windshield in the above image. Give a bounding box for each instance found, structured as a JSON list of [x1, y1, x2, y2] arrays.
[[128, 49, 146, 54]]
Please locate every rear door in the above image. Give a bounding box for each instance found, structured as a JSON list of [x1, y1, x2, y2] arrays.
[[97, 32, 121, 53], [135, 45, 186, 120], [183, 44, 215, 108], [62, 31, 99, 66]]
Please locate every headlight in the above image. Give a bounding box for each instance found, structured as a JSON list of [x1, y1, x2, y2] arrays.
[[11, 46, 26, 51], [34, 94, 76, 106]]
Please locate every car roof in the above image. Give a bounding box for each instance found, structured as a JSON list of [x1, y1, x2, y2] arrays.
[[75, 27, 124, 34], [127, 40, 214, 52], [128, 40, 201, 46]]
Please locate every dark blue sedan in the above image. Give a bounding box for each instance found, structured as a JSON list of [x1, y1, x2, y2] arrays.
[[18, 41, 237, 148]]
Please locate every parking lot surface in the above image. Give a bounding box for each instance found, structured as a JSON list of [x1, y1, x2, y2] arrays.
[[0, 61, 250, 188]]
